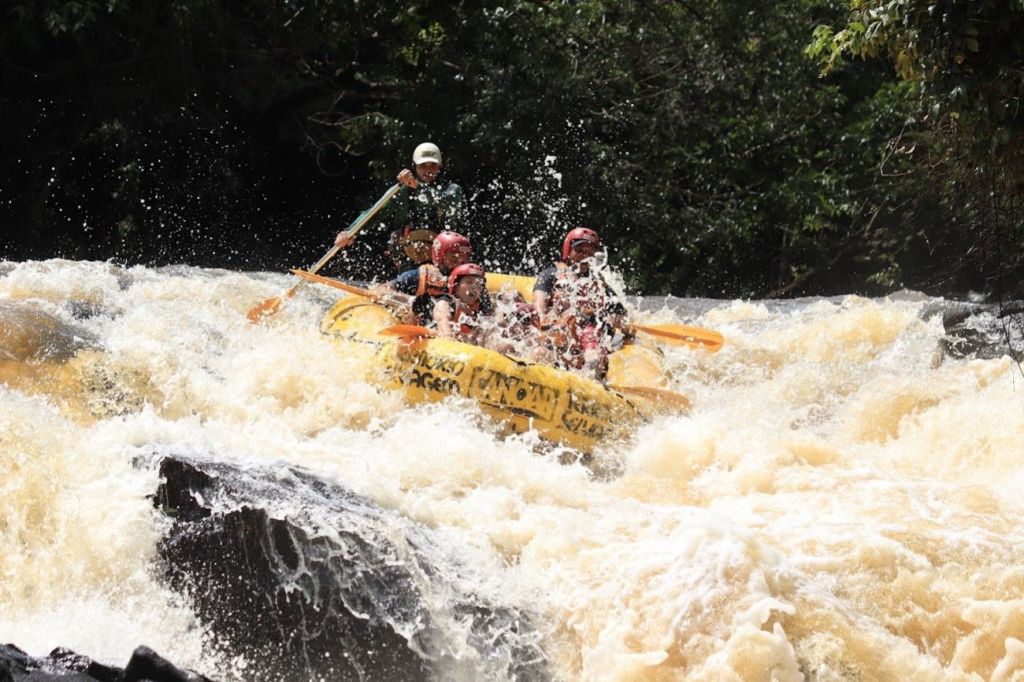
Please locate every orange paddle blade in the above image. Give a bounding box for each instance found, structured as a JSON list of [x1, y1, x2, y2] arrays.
[[378, 325, 435, 338], [610, 385, 692, 412], [632, 324, 724, 352], [246, 295, 283, 323]]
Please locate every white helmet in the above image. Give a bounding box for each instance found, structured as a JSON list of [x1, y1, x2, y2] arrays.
[[412, 142, 442, 166]]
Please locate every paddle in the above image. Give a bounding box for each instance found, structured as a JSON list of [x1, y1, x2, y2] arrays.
[[378, 325, 690, 410], [288, 269, 412, 310], [376, 304, 722, 353], [246, 183, 402, 322], [379, 324, 433, 337], [589, 259, 723, 352], [607, 385, 691, 412], [631, 323, 724, 352]]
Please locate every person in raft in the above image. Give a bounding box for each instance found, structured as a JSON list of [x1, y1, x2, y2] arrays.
[[430, 263, 493, 342], [334, 142, 464, 274], [374, 231, 494, 326], [482, 287, 552, 362], [533, 227, 631, 378]]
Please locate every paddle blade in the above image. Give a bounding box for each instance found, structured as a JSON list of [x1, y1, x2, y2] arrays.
[[633, 324, 724, 352], [610, 385, 692, 412], [379, 325, 435, 338], [246, 295, 283, 323]]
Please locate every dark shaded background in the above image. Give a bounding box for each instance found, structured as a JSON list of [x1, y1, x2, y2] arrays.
[[2, 1, 1021, 297]]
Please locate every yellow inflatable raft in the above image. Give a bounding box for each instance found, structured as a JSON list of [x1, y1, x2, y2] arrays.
[[319, 296, 680, 453], [485, 272, 537, 302]]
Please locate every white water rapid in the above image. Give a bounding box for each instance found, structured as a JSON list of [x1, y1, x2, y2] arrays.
[[1, 259, 1022, 681]]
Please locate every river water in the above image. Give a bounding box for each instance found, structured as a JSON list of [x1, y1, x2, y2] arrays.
[[1, 259, 1022, 681]]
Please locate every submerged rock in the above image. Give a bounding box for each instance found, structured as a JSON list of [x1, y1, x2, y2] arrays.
[[154, 454, 548, 682], [0, 643, 212, 682], [0, 301, 97, 362], [938, 300, 1024, 361]]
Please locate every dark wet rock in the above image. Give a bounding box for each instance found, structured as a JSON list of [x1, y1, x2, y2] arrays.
[[121, 646, 213, 682], [46, 648, 121, 682], [154, 454, 548, 682], [0, 643, 211, 682], [938, 300, 1024, 361]]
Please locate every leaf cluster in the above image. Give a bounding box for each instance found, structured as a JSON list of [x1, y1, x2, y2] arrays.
[[809, 0, 1024, 296]]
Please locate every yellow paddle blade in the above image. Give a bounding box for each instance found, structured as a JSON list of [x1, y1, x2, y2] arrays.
[[378, 325, 435, 338], [246, 295, 283, 323], [632, 324, 724, 352], [610, 385, 692, 412]]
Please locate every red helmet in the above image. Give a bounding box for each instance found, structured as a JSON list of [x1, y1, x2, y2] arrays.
[[448, 262, 485, 292], [431, 231, 472, 268], [562, 227, 601, 261]]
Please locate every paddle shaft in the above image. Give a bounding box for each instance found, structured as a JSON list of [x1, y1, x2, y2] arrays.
[[592, 268, 722, 351], [284, 244, 341, 297], [285, 183, 402, 299], [377, 326, 690, 409], [289, 270, 412, 309]]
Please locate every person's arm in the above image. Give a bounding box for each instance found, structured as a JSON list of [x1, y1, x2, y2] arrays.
[[532, 266, 557, 319], [410, 294, 433, 325], [432, 298, 455, 337], [534, 290, 551, 319], [480, 290, 494, 315], [378, 269, 421, 296], [601, 283, 631, 333], [397, 168, 419, 189], [367, 270, 419, 318], [609, 311, 632, 339]]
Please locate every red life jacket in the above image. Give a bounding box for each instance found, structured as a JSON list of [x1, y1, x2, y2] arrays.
[[451, 300, 482, 341]]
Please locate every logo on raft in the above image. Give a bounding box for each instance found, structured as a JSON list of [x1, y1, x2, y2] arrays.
[[386, 349, 635, 442]]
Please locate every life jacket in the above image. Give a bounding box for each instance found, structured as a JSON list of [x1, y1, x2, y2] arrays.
[[415, 264, 447, 297], [550, 262, 606, 317], [451, 300, 483, 341], [544, 262, 612, 369]]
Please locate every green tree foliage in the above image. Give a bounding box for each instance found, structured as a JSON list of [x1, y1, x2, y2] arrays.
[[548, 0, 916, 296], [808, 0, 1024, 296], [0, 0, 949, 297]]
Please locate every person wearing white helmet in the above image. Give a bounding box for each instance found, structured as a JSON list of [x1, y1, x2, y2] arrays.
[[335, 142, 464, 274]]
